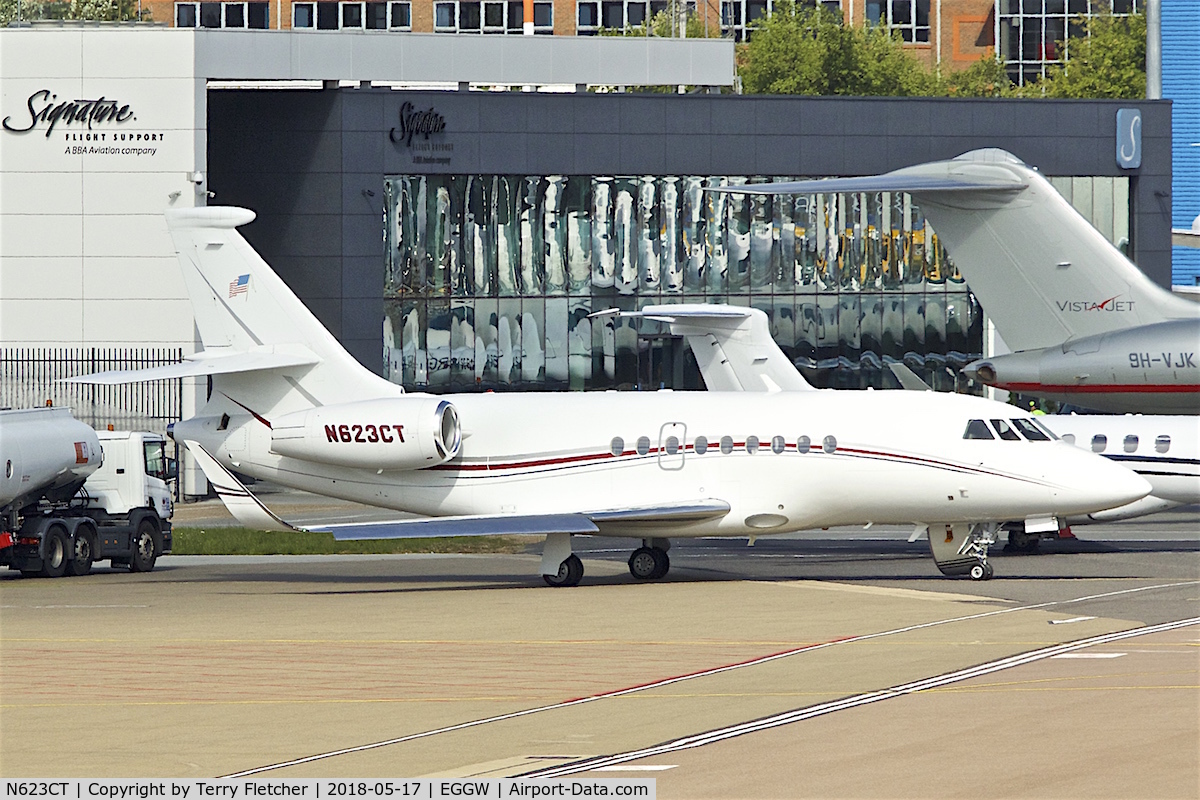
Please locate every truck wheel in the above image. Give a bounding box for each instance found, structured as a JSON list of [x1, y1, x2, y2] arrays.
[[40, 528, 69, 578], [129, 520, 158, 573], [68, 529, 95, 577]]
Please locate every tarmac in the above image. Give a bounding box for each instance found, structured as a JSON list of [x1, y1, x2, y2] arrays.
[[1, 495, 1197, 797]]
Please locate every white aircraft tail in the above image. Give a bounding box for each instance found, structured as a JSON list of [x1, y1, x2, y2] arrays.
[[71, 207, 398, 416], [593, 305, 814, 392], [719, 150, 1197, 352]]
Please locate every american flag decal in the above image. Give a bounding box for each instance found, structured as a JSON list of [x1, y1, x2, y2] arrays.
[[229, 274, 250, 297]]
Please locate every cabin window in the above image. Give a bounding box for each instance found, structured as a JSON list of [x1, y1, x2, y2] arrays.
[[822, 435, 837, 454], [990, 419, 1021, 441], [665, 435, 680, 455], [745, 435, 760, 454], [1091, 434, 1107, 452], [1123, 434, 1138, 453], [771, 435, 786, 454], [694, 435, 708, 454], [719, 436, 734, 454], [1012, 418, 1051, 441], [797, 435, 811, 454], [963, 419, 994, 440], [610, 436, 624, 456], [1061, 433, 1076, 445], [1155, 435, 1171, 454], [636, 436, 651, 456]]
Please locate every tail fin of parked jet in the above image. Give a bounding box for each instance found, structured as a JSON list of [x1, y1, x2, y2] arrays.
[[718, 149, 1197, 352], [69, 207, 398, 415], [592, 305, 815, 392]]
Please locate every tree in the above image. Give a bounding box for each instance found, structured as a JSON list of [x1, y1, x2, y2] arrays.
[[738, 1, 935, 96], [1020, 9, 1145, 99], [0, 0, 147, 24], [938, 56, 1013, 98]]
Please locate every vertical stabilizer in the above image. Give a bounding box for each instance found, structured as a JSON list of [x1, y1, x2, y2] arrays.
[[716, 150, 1198, 352], [165, 207, 398, 412]]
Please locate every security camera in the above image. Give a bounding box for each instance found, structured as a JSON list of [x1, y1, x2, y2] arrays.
[[190, 171, 205, 185]]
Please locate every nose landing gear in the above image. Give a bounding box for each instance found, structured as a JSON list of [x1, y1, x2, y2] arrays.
[[927, 522, 998, 580]]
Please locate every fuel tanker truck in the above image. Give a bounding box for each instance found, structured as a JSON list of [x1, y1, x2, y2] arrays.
[[0, 407, 174, 577]]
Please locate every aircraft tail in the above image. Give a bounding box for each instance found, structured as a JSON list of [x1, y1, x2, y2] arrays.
[[71, 207, 398, 416], [593, 305, 814, 392], [719, 150, 1197, 352]]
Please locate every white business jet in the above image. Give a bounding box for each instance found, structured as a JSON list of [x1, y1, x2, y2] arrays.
[[712, 149, 1200, 414], [69, 207, 1150, 585]]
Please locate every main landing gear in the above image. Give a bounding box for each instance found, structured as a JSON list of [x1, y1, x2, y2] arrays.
[[541, 533, 584, 587], [628, 538, 670, 581], [544, 554, 584, 587]]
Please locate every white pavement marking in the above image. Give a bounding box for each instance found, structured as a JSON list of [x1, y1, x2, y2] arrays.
[[1049, 616, 1098, 625], [521, 617, 1200, 779], [220, 580, 1200, 779], [1051, 652, 1127, 659], [595, 765, 678, 772]]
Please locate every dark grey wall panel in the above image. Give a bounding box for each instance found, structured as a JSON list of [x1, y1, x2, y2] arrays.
[[209, 88, 1174, 379]]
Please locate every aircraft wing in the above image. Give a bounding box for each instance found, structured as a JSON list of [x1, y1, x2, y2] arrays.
[[66, 346, 320, 384], [185, 440, 729, 539]]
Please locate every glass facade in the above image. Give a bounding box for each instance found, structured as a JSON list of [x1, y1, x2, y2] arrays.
[[383, 174, 984, 394]]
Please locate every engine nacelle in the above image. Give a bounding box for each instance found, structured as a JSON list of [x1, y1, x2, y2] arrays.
[[270, 397, 461, 470]]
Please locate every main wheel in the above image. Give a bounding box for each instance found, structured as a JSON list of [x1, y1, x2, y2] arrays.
[[544, 554, 583, 587], [1008, 528, 1039, 553], [40, 528, 69, 578], [968, 562, 987, 581], [983, 562, 994, 580], [650, 547, 670, 579], [67, 529, 95, 577], [129, 520, 158, 573], [628, 547, 659, 580]]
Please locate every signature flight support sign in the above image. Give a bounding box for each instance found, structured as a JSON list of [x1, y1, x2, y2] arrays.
[[2, 88, 166, 159], [389, 101, 451, 165]]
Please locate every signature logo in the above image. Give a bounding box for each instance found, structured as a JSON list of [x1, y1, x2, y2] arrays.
[[3, 89, 134, 138], [1055, 296, 1136, 313], [389, 102, 445, 148]]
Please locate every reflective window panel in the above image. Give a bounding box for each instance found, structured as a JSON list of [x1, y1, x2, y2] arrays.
[[383, 173, 989, 393]]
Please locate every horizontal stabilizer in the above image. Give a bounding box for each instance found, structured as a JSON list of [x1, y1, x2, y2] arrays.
[[184, 440, 304, 533], [65, 346, 320, 385]]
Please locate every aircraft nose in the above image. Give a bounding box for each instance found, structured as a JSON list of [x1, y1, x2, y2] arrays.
[[1061, 453, 1152, 514]]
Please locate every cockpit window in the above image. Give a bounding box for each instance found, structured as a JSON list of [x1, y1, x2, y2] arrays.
[[990, 419, 1021, 441], [1123, 434, 1139, 453], [1091, 434, 1107, 453], [1031, 419, 1059, 440], [1011, 418, 1051, 441], [1061, 433, 1076, 445], [963, 419, 994, 440], [1155, 435, 1171, 454]]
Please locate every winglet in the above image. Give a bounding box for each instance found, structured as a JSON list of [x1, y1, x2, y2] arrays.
[[183, 440, 306, 533]]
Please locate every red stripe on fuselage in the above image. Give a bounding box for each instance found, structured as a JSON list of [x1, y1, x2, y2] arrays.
[[998, 382, 1200, 394]]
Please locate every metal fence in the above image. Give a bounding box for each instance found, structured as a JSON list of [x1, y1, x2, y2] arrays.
[[0, 348, 185, 436]]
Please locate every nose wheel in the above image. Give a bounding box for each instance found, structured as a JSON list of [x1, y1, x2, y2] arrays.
[[628, 546, 670, 580], [968, 561, 994, 581]]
